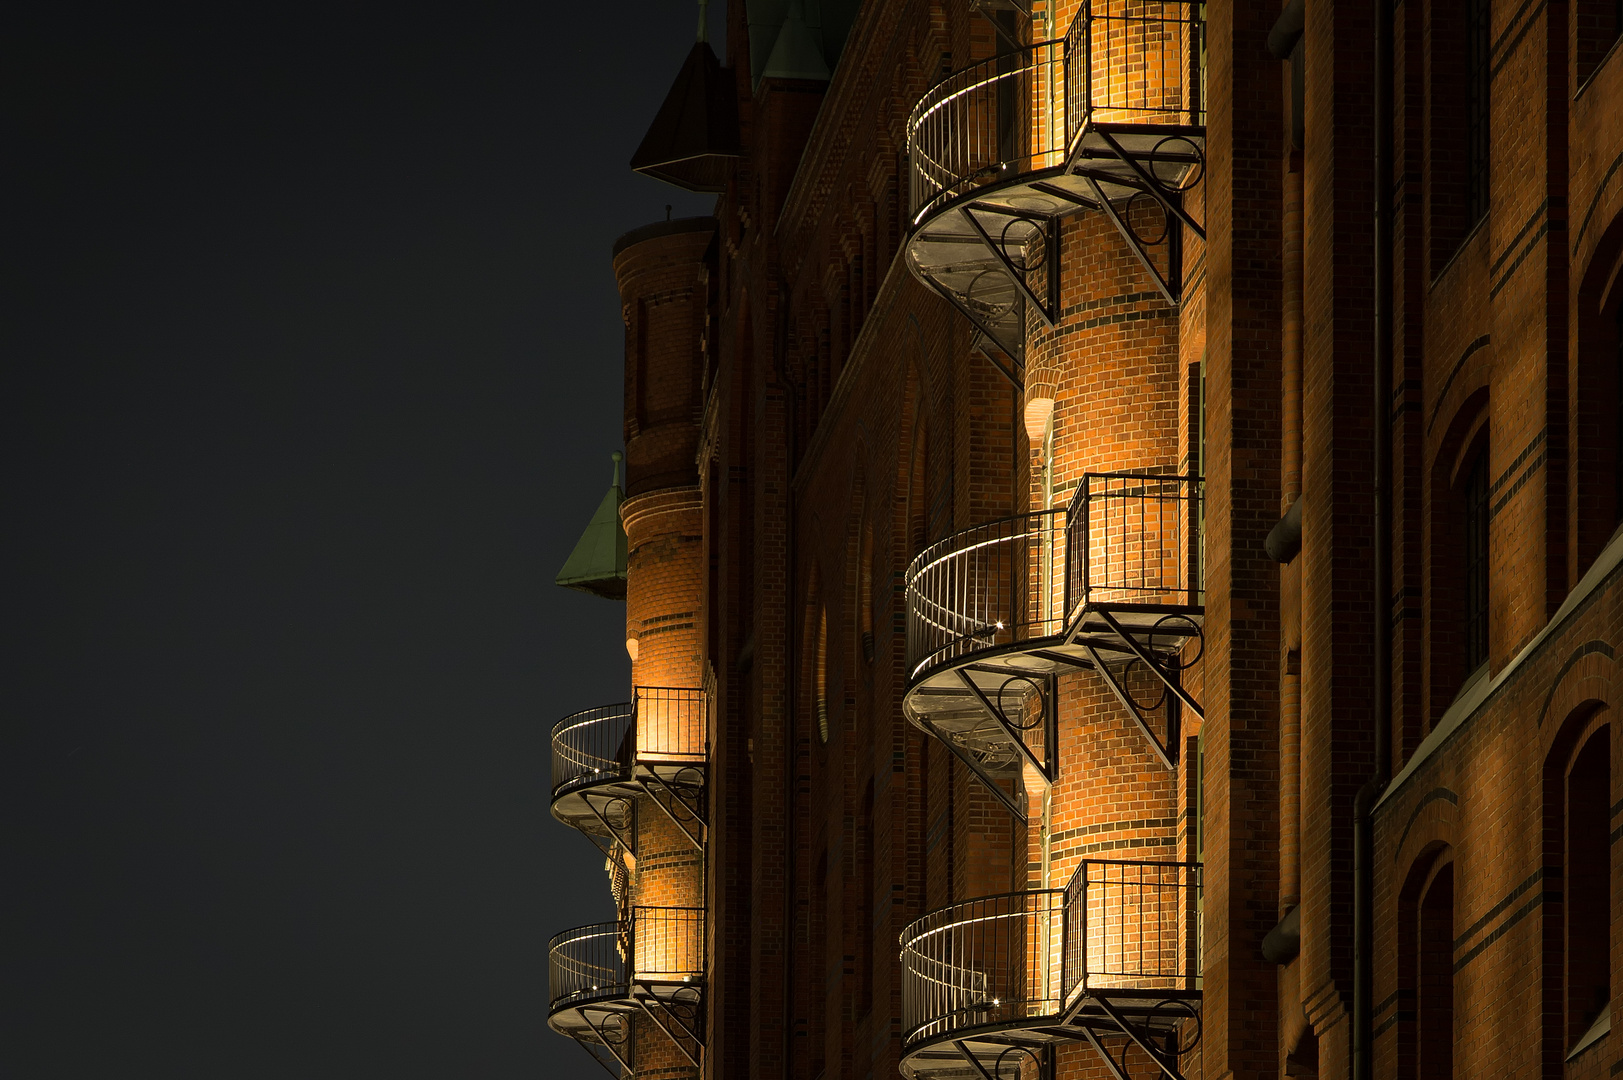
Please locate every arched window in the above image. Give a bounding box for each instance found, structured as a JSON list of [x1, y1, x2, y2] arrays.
[[1462, 449, 1489, 673], [1431, 395, 1490, 717], [1572, 219, 1623, 572], [1566, 725, 1611, 1049], [908, 417, 930, 556], [816, 605, 830, 744], [859, 516, 875, 664], [1398, 847, 1456, 1079], [1417, 862, 1456, 1078]]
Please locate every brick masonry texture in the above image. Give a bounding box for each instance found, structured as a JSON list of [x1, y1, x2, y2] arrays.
[[542, 2, 1623, 1079]]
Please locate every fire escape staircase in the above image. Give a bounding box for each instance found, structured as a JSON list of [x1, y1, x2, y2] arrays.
[[547, 907, 707, 1078], [549, 689, 710, 1075], [902, 473, 1204, 820], [904, 0, 1207, 374], [550, 687, 710, 858], [899, 861, 1204, 1080]]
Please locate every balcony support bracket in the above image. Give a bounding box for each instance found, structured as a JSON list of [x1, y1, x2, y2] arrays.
[[1083, 644, 1178, 772], [970, 334, 1024, 391], [579, 793, 637, 858], [952, 1041, 1002, 1080], [1092, 994, 1191, 1080], [575, 1006, 637, 1078], [1085, 175, 1185, 309], [635, 985, 704, 1068], [917, 272, 1027, 377], [959, 207, 1057, 330], [1093, 608, 1205, 720], [916, 715, 1028, 822], [1090, 128, 1206, 240], [955, 667, 1058, 784], [635, 772, 707, 853], [1079, 1026, 1133, 1080]]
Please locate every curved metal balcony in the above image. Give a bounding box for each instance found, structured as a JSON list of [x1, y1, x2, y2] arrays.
[[550, 686, 709, 855], [903, 475, 1202, 808], [548, 906, 706, 1073], [905, 1, 1207, 365], [899, 860, 1203, 1080]]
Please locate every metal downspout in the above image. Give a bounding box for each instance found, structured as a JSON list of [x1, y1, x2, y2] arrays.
[[776, 287, 799, 1080], [1353, 1, 1394, 1078]]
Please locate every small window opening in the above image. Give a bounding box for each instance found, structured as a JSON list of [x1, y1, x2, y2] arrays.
[[1567, 727, 1611, 1048], [1463, 451, 1489, 672], [816, 606, 830, 743], [1465, 0, 1490, 226], [1417, 863, 1456, 1078]]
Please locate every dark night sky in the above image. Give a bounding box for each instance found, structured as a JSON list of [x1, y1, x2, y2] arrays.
[[5, 5, 719, 1076]]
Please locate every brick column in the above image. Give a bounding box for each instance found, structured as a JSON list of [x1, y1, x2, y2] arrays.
[[1202, 0, 1285, 1077]]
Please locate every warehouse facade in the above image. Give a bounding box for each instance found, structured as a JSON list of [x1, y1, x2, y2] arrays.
[[548, 1, 1623, 1077]]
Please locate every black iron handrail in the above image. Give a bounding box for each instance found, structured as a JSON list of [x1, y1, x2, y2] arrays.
[[1064, 472, 1203, 617], [898, 860, 1202, 1048], [552, 703, 635, 799], [904, 509, 1067, 679], [548, 906, 705, 1015], [632, 686, 708, 764], [902, 476, 1201, 681], [1063, 0, 1206, 149], [899, 889, 1065, 1046], [550, 687, 708, 800], [906, 2, 1206, 223], [548, 921, 630, 1012], [1062, 858, 1202, 996], [630, 905, 705, 981], [907, 39, 1068, 223]]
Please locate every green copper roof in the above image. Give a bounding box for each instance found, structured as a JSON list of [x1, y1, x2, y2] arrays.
[[555, 452, 628, 600]]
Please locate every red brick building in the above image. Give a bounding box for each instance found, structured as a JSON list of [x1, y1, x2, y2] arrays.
[[547, 1, 1623, 1077]]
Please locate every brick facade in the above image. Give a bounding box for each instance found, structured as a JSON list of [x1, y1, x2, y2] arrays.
[[545, 2, 1623, 1077]]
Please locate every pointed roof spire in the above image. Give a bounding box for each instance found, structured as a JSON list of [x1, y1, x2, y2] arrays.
[[761, 0, 831, 82], [554, 452, 629, 600]]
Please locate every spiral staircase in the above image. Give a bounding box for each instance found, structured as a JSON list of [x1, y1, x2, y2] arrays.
[[902, 472, 1204, 819], [900, 860, 1203, 1080], [548, 906, 706, 1076], [548, 687, 710, 1075], [904, 0, 1206, 372]]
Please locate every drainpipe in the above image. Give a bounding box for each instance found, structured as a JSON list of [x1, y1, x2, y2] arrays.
[[1352, 1, 1393, 1078], [774, 283, 800, 1080]]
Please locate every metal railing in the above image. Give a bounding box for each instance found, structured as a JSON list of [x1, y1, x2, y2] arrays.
[[550, 688, 708, 800], [548, 906, 705, 1014], [907, 2, 1205, 223], [899, 861, 1202, 1048], [549, 921, 630, 1012], [1065, 472, 1203, 615], [633, 686, 708, 764], [1062, 859, 1202, 995], [631, 906, 705, 981], [908, 39, 1068, 222], [904, 509, 1067, 679], [1064, 0, 1206, 147], [900, 890, 1065, 1046], [552, 703, 635, 799]]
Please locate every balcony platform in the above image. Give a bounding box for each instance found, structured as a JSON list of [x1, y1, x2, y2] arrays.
[[900, 862, 1202, 1080], [905, 3, 1206, 365], [548, 909, 706, 1074], [550, 688, 709, 855], [903, 476, 1204, 809]]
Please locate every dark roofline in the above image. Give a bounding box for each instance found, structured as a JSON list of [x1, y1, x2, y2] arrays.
[[611, 216, 719, 260]]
